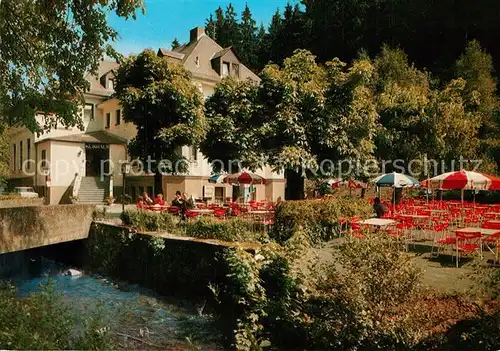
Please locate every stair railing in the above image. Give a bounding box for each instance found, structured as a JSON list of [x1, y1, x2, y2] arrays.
[[72, 173, 82, 198]]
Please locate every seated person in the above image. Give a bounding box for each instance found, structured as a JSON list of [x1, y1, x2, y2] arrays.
[[182, 192, 195, 210], [373, 197, 388, 218], [171, 191, 183, 207], [154, 193, 165, 206], [142, 191, 154, 205], [136, 196, 146, 209]]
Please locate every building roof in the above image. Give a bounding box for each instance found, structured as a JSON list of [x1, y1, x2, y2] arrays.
[[211, 47, 233, 60], [35, 131, 127, 145], [157, 48, 185, 61], [84, 60, 119, 97], [158, 28, 259, 84]]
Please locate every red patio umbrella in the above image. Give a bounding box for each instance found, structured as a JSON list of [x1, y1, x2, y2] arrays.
[[421, 170, 500, 190], [223, 171, 266, 185]]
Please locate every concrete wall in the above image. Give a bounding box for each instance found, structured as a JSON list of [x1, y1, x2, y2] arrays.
[[0, 198, 44, 208], [110, 143, 126, 186], [0, 204, 95, 254]]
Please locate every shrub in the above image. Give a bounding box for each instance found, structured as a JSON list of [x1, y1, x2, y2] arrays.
[[271, 197, 373, 244], [92, 207, 108, 221], [301, 234, 423, 349], [213, 233, 426, 350], [183, 217, 268, 243], [120, 209, 178, 232], [0, 281, 111, 349]]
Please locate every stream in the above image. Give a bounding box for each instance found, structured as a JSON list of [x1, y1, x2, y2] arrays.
[[4, 255, 221, 350]]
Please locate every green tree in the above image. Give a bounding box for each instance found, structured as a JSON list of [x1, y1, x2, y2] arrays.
[[213, 6, 225, 43], [455, 40, 500, 171], [205, 13, 216, 39], [255, 23, 268, 69], [115, 50, 206, 194], [0, 125, 10, 177], [258, 50, 325, 199], [238, 3, 258, 69], [372, 46, 431, 171], [0, 0, 144, 131], [257, 8, 282, 67], [426, 78, 482, 169], [200, 78, 261, 173], [221, 3, 240, 48], [171, 38, 181, 50]]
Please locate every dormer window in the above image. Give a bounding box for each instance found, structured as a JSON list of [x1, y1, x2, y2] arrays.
[[231, 63, 239, 78], [195, 56, 200, 67], [222, 62, 229, 77]]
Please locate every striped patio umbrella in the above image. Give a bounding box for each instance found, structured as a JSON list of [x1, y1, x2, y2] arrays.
[[371, 172, 420, 188], [420, 170, 500, 190], [223, 171, 266, 185], [208, 174, 226, 184]]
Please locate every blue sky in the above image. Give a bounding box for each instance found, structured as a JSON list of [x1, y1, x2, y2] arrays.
[[108, 0, 298, 55]]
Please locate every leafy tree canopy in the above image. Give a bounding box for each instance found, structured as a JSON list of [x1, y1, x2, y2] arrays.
[[115, 49, 206, 177], [0, 0, 144, 132]]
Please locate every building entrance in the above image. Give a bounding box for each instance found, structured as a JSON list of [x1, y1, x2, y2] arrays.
[[85, 144, 110, 177]]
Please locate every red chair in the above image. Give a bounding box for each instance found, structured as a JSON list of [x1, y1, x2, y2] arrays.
[[455, 230, 482, 267], [168, 206, 181, 215], [185, 210, 199, 221], [481, 231, 500, 263], [349, 221, 365, 239], [214, 209, 227, 219]]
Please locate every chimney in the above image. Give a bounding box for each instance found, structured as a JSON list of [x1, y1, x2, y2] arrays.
[[190, 27, 205, 43]]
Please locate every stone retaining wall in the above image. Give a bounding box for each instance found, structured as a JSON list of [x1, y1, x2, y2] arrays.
[[87, 222, 257, 300], [0, 204, 95, 254], [0, 198, 44, 208]]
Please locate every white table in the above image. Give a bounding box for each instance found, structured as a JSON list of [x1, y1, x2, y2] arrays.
[[455, 227, 500, 236], [193, 209, 214, 215], [358, 218, 397, 227], [249, 210, 271, 215]]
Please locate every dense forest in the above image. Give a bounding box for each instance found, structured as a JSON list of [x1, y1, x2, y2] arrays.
[[203, 0, 500, 79], [200, 0, 500, 198]]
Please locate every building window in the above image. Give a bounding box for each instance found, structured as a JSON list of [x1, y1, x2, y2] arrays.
[[84, 104, 94, 120], [19, 141, 23, 170], [222, 61, 229, 76], [195, 56, 200, 67], [27, 139, 31, 170], [12, 144, 16, 171], [190, 146, 198, 161], [116, 109, 121, 125], [106, 113, 110, 128], [41, 149, 47, 171], [231, 63, 239, 77]]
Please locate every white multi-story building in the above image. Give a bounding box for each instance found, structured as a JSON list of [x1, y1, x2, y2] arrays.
[[8, 27, 285, 204]]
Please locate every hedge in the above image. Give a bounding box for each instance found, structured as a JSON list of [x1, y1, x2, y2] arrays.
[[182, 217, 269, 243], [120, 209, 266, 243], [271, 197, 373, 244]]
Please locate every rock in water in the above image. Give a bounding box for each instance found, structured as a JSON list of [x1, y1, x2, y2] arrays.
[[66, 269, 82, 276]]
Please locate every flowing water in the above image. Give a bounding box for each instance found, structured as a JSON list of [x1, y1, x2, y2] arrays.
[[4, 255, 221, 350]]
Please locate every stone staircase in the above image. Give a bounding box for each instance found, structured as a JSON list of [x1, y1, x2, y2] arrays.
[[78, 177, 108, 204]]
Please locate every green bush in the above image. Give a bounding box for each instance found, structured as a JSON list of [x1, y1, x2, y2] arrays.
[[183, 217, 268, 243], [271, 197, 373, 244], [120, 209, 178, 232], [301, 234, 423, 350], [0, 282, 111, 350], [213, 233, 428, 350]]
